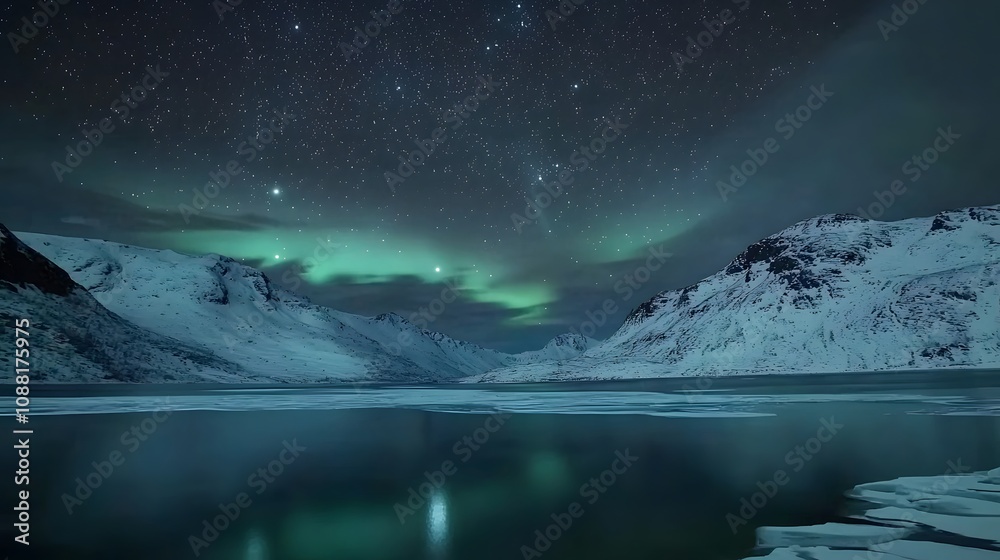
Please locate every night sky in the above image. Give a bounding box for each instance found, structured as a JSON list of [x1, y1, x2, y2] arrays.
[[1, 0, 997, 351]]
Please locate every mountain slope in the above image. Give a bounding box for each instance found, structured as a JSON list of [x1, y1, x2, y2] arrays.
[[9, 229, 592, 382], [1, 225, 248, 382], [468, 205, 1000, 382]]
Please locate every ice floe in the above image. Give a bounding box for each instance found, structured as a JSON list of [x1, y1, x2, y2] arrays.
[[743, 466, 1000, 559]]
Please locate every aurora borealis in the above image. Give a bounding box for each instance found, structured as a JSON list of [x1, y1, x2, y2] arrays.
[[2, 0, 997, 351]]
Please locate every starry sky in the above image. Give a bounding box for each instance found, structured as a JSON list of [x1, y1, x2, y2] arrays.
[[1, 0, 997, 351]]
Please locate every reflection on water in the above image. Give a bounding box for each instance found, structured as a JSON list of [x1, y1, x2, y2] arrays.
[[4, 370, 999, 560], [244, 530, 266, 560], [427, 489, 449, 559]]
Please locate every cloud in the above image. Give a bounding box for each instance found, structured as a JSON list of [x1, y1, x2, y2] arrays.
[[0, 178, 291, 237]]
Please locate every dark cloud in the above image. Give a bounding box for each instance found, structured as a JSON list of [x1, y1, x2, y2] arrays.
[[0, 179, 289, 237]]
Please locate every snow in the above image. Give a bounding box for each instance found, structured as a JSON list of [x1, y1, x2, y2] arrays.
[[742, 464, 1000, 560], [18, 386, 1000, 416], [3, 204, 998, 383], [469, 206, 1000, 382], [756, 523, 914, 548], [4, 230, 593, 383]]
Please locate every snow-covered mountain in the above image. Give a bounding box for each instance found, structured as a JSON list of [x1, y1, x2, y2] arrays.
[[1, 226, 592, 382], [508, 332, 601, 363], [0, 224, 246, 382], [5, 205, 997, 383], [468, 205, 1000, 382]]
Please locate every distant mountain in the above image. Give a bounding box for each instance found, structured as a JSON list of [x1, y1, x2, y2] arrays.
[[468, 205, 1000, 382], [509, 333, 601, 364], [1, 227, 591, 382]]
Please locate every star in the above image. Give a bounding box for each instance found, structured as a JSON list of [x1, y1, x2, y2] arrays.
[[4, 0, 935, 356]]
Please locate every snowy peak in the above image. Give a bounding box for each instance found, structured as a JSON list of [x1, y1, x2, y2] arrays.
[[472, 205, 1000, 382], [12, 230, 496, 382], [630, 205, 1000, 327], [543, 333, 598, 354], [616, 204, 1000, 369], [373, 312, 412, 328], [206, 256, 278, 305], [509, 332, 600, 363], [0, 224, 247, 383], [928, 205, 1000, 233], [7, 229, 595, 382]]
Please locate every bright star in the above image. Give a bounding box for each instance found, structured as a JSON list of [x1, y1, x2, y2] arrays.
[[435, 267, 441, 273], [274, 255, 280, 260], [272, 188, 280, 195], [294, 24, 299, 30]]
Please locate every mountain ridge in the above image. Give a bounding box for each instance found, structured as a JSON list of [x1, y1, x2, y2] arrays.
[[1, 227, 595, 382], [3, 204, 996, 383], [467, 205, 1000, 382]]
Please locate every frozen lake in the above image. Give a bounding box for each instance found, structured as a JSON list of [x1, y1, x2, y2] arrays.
[[4, 369, 999, 560]]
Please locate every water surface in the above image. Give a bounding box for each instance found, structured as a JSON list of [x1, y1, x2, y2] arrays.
[[4, 369, 999, 560]]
